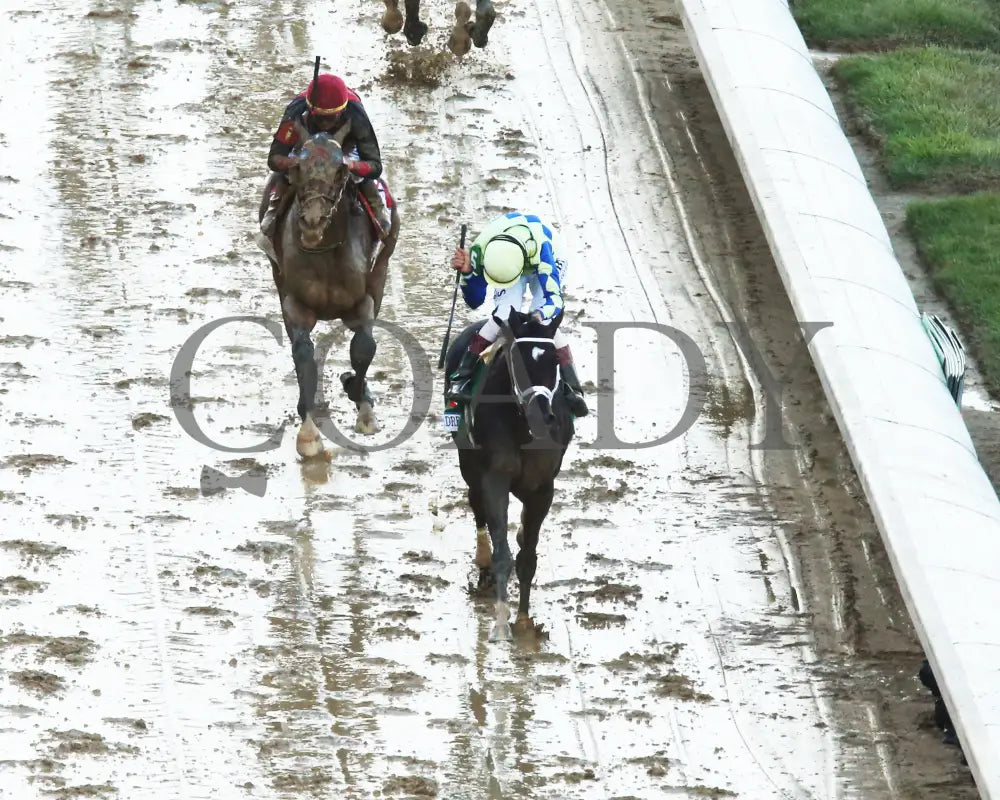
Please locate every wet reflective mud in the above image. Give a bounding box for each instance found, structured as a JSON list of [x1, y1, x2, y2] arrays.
[[0, 0, 976, 797]]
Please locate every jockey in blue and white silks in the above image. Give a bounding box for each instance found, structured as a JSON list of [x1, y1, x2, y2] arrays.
[[446, 211, 589, 417]]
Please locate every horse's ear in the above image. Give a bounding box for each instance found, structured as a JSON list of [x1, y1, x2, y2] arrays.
[[495, 312, 515, 340], [333, 119, 352, 147], [550, 309, 565, 330]]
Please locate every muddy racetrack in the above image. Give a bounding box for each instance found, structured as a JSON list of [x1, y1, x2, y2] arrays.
[[0, 0, 979, 797]]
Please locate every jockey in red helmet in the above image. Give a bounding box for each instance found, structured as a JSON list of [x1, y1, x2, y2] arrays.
[[256, 73, 391, 256]]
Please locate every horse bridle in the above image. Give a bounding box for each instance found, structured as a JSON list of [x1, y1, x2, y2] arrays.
[[296, 183, 347, 252], [502, 335, 560, 410], [292, 127, 351, 253]]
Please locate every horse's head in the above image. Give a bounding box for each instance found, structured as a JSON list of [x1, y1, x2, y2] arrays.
[[498, 309, 564, 429], [289, 117, 352, 250]]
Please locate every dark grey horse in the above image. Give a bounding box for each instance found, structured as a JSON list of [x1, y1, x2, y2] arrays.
[[257, 120, 401, 457], [444, 309, 575, 641], [381, 0, 496, 56]]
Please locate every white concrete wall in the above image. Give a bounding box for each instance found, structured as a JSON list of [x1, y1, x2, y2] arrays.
[[678, 0, 1000, 794]]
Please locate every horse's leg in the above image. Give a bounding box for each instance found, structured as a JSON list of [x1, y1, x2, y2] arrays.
[[367, 203, 397, 320], [513, 482, 553, 633], [282, 294, 323, 458], [471, 0, 496, 48], [472, 484, 493, 586], [381, 0, 404, 33], [458, 454, 493, 590], [482, 470, 513, 642], [403, 0, 428, 45], [449, 1, 473, 57], [341, 295, 378, 435]]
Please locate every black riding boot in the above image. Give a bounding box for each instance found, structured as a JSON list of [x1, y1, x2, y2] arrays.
[[360, 179, 391, 238], [561, 362, 589, 418], [447, 349, 480, 403], [256, 185, 285, 261]]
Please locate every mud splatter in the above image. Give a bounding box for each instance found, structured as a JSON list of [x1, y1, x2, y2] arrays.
[[0, 541, 71, 560], [131, 412, 170, 430], [0, 576, 46, 594], [1, 454, 74, 475], [382, 775, 438, 796], [11, 670, 65, 695], [380, 48, 456, 89]]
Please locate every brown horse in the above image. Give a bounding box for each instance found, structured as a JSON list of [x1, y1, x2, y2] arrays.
[[257, 118, 400, 457], [381, 0, 496, 56]]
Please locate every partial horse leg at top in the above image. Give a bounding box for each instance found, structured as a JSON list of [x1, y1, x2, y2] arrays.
[[340, 295, 378, 435], [403, 0, 429, 45], [481, 471, 514, 642], [381, 0, 403, 33], [470, 0, 496, 48], [513, 483, 553, 635], [281, 294, 324, 458], [448, 2, 473, 57]]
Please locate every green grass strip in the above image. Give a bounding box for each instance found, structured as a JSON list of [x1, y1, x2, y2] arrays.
[[793, 0, 1000, 52], [833, 46, 1000, 190], [907, 192, 1000, 395]]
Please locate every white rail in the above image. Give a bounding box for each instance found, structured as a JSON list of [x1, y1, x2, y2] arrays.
[[677, 0, 1000, 794]]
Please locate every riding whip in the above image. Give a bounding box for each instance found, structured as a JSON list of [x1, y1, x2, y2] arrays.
[[309, 56, 320, 104], [438, 223, 468, 370]]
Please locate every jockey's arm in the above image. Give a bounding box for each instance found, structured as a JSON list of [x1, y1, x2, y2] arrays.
[[459, 241, 488, 309], [267, 97, 306, 173], [346, 107, 383, 180], [534, 240, 565, 320], [268, 150, 298, 174]]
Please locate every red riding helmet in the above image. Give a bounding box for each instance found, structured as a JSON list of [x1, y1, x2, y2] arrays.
[[306, 74, 350, 115]]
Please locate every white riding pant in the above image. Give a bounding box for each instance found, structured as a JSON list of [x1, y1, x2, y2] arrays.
[[477, 270, 568, 349]]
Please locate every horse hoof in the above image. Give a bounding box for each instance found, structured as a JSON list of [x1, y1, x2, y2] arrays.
[[489, 620, 512, 642], [296, 417, 324, 459], [354, 414, 378, 435], [449, 27, 472, 57], [512, 614, 534, 634], [297, 434, 324, 459], [472, 4, 495, 48], [382, 10, 404, 33], [381, 0, 403, 33], [489, 601, 511, 642], [404, 18, 429, 46], [513, 615, 547, 641]]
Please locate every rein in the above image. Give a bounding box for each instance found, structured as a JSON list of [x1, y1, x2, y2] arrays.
[[501, 335, 560, 410]]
